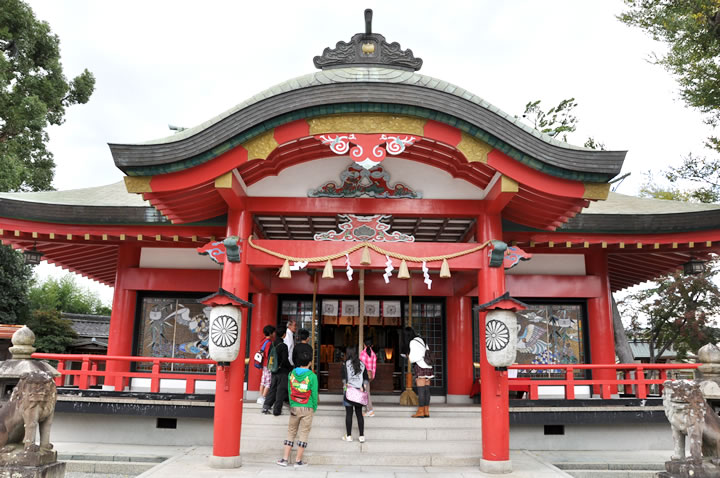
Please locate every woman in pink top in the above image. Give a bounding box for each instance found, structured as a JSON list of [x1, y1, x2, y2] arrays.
[[359, 338, 377, 417]]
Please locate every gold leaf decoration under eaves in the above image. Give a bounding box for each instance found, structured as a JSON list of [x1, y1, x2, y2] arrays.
[[308, 114, 425, 135], [457, 133, 492, 163], [583, 182, 611, 200], [124, 176, 152, 193], [243, 130, 278, 161]]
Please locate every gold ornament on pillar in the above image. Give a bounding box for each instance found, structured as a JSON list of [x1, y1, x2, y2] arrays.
[[278, 259, 292, 279], [397, 259, 410, 279], [440, 258, 451, 278], [360, 246, 372, 266], [322, 259, 334, 279]]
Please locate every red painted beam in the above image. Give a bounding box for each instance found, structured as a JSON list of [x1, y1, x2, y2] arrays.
[[267, 273, 454, 296], [246, 197, 484, 218], [246, 239, 486, 270], [122, 267, 221, 292], [0, 218, 225, 239], [506, 274, 602, 298], [509, 231, 720, 247], [149, 146, 249, 193], [488, 150, 585, 199], [484, 175, 518, 215]]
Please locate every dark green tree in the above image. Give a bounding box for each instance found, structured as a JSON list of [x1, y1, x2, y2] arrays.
[[619, 258, 720, 362], [0, 0, 95, 192], [29, 274, 111, 316], [620, 0, 720, 201], [25, 309, 77, 354], [0, 0, 96, 338], [0, 245, 32, 323]]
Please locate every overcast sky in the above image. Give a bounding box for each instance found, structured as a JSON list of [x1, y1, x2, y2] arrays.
[[25, 0, 714, 302]]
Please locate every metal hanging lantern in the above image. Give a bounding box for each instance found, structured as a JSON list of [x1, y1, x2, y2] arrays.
[[475, 292, 527, 370], [23, 243, 43, 266], [683, 257, 706, 275], [200, 289, 253, 366]]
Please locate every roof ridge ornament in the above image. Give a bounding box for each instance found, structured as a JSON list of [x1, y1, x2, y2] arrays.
[[313, 9, 423, 72]]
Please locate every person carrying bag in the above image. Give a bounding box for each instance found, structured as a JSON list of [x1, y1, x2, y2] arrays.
[[341, 346, 369, 442]]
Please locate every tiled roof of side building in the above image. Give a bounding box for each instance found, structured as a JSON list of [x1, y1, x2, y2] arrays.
[[559, 192, 720, 234]]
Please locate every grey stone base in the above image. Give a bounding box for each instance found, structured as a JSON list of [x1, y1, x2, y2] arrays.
[[658, 459, 720, 477], [0, 448, 57, 467], [480, 458, 512, 474], [0, 461, 66, 478], [208, 454, 242, 469]]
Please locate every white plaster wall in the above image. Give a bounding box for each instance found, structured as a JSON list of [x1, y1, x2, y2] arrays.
[[510, 423, 673, 450], [506, 254, 586, 276], [247, 157, 485, 200], [52, 411, 673, 450], [139, 248, 222, 270], [53, 413, 214, 446]]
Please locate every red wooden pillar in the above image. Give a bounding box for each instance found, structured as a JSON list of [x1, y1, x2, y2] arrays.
[[106, 244, 141, 391], [210, 208, 252, 468], [477, 214, 512, 474], [586, 251, 615, 396], [446, 296, 473, 401], [246, 292, 277, 394]]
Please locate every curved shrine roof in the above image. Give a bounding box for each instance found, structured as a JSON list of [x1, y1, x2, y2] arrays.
[[109, 67, 625, 182]]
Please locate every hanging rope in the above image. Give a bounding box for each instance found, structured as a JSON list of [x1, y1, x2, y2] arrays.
[[247, 236, 492, 264]]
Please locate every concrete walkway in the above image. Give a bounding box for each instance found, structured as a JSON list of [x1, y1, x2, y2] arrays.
[[55, 442, 576, 477], [54, 442, 677, 477]]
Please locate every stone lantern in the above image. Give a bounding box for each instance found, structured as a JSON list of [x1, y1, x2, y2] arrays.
[[0, 326, 59, 400]]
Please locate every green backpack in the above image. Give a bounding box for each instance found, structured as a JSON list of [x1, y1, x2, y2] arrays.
[[266, 343, 279, 373]]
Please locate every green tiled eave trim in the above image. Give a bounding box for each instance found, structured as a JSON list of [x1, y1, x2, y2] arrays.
[[123, 103, 614, 183]]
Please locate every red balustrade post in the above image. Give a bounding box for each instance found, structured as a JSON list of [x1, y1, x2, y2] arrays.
[[565, 367, 575, 400], [79, 357, 90, 390], [447, 296, 474, 402], [55, 360, 66, 387], [637, 367, 647, 399], [151, 360, 161, 393], [585, 252, 616, 396], [89, 361, 98, 387], [211, 208, 251, 469], [477, 212, 512, 473]]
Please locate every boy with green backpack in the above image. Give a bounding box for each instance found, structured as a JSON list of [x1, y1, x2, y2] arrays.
[[276, 344, 317, 468]]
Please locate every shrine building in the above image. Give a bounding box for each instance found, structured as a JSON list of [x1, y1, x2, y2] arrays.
[[1, 10, 719, 471]]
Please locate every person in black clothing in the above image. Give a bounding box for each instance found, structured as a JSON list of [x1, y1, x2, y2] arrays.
[[292, 328, 312, 367], [263, 325, 292, 416]]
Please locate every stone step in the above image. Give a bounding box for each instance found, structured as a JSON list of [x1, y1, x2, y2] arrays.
[[242, 423, 479, 441], [240, 451, 481, 467], [565, 471, 658, 478], [240, 437, 482, 454], [64, 460, 156, 474], [242, 411, 481, 428]]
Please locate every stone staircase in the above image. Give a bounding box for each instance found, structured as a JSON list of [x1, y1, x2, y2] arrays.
[[240, 399, 483, 467]]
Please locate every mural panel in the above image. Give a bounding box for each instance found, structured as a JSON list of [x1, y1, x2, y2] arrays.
[[515, 303, 585, 378], [136, 296, 215, 373]]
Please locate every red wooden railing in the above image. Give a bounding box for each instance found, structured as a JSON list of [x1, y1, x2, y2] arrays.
[[508, 363, 700, 399], [32, 354, 699, 399], [31, 353, 216, 394]]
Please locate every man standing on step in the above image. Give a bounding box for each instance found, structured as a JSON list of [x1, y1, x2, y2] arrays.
[[263, 325, 292, 416]]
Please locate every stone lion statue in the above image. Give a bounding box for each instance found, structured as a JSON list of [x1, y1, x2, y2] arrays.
[[0, 371, 57, 453], [663, 379, 720, 462]]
